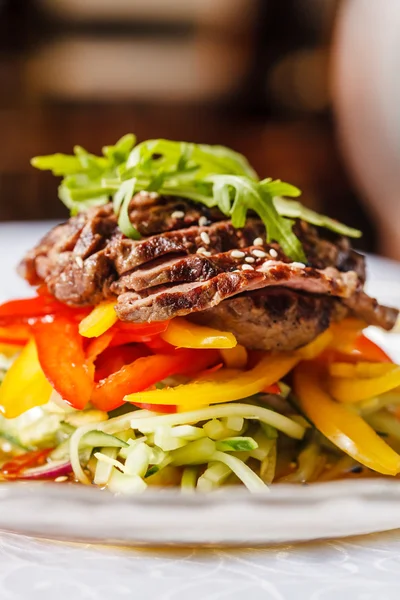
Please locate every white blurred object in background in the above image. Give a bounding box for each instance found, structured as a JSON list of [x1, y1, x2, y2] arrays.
[[332, 0, 400, 260]]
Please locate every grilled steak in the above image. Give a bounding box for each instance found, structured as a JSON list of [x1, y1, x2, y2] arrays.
[[115, 262, 358, 323], [111, 245, 289, 294], [190, 289, 348, 351], [18, 199, 398, 348]]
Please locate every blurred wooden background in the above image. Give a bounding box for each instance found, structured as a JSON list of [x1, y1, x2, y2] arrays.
[[0, 0, 374, 251]]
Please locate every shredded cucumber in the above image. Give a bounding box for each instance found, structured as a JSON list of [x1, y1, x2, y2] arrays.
[[154, 427, 188, 451], [222, 416, 244, 432], [64, 410, 108, 427], [170, 438, 216, 466], [170, 425, 206, 440], [216, 437, 258, 452], [124, 443, 151, 477], [197, 462, 232, 491], [212, 451, 267, 492], [130, 403, 305, 439], [94, 447, 118, 486], [107, 468, 147, 494], [181, 466, 198, 492]]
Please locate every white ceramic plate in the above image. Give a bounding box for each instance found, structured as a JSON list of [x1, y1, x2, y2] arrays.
[[1, 221, 400, 547]]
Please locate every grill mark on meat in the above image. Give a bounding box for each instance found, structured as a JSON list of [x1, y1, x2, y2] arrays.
[[189, 289, 348, 351], [111, 245, 289, 293], [115, 263, 359, 323], [128, 192, 222, 236], [18, 202, 398, 333], [107, 219, 266, 274]]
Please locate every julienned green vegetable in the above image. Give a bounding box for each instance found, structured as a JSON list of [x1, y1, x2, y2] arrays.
[[31, 134, 361, 262]]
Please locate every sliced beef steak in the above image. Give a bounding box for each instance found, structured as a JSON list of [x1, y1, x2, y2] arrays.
[[115, 263, 358, 323], [190, 289, 348, 351], [18, 201, 398, 338], [128, 192, 222, 236], [107, 219, 266, 274], [111, 245, 288, 294], [344, 291, 398, 330]]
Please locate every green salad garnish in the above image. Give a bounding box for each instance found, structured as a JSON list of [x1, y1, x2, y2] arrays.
[[31, 134, 361, 262]]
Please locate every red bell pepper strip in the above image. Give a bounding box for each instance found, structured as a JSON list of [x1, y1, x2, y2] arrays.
[[0, 324, 31, 346], [0, 296, 68, 320], [92, 349, 219, 411], [354, 334, 392, 363], [0, 295, 91, 329], [263, 382, 281, 395], [1, 449, 52, 479], [86, 330, 115, 364], [132, 402, 177, 414], [94, 344, 150, 382], [32, 317, 94, 410]]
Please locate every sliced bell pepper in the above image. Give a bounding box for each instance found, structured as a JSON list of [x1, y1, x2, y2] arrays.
[[263, 382, 281, 395], [0, 342, 22, 357], [354, 334, 392, 363], [161, 318, 237, 349], [328, 365, 400, 403], [79, 300, 118, 338], [125, 352, 299, 407], [0, 323, 31, 346], [32, 317, 94, 410], [294, 363, 400, 475], [109, 324, 169, 347], [220, 345, 248, 369], [92, 349, 219, 411], [328, 361, 396, 379], [0, 295, 68, 322], [86, 330, 115, 364], [94, 344, 150, 382], [133, 403, 177, 414], [0, 338, 52, 418]]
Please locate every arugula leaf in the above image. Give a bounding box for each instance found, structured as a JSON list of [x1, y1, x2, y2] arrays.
[[273, 197, 362, 239], [30, 134, 362, 258], [208, 175, 306, 262]]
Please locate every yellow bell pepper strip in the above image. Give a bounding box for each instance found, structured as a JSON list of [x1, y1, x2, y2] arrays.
[[294, 363, 400, 475], [125, 352, 299, 407], [0, 339, 52, 419], [328, 318, 367, 354], [296, 329, 333, 360], [0, 342, 21, 357], [328, 361, 396, 379], [220, 345, 248, 368], [79, 300, 118, 338], [328, 366, 400, 403], [161, 318, 237, 349]]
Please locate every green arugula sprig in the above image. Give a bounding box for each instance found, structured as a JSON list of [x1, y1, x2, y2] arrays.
[[31, 134, 361, 261]]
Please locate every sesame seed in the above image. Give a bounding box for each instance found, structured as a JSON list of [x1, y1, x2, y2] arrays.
[[200, 231, 211, 245], [291, 261, 306, 268], [231, 250, 245, 259], [149, 192, 158, 199], [75, 256, 84, 268], [55, 476, 68, 483], [197, 247, 211, 257], [253, 237, 263, 246], [241, 264, 254, 271], [252, 249, 267, 258], [198, 216, 208, 227], [269, 248, 278, 258], [245, 256, 255, 263], [171, 210, 185, 219]]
